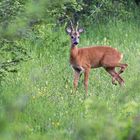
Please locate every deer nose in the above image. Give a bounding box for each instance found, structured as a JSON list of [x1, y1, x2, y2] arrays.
[[74, 42, 78, 45]]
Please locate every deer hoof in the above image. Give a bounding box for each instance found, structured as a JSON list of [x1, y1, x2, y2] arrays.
[[120, 81, 125, 86], [112, 82, 117, 86]]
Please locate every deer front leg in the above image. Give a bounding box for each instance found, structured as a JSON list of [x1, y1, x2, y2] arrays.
[[73, 71, 80, 90], [84, 68, 90, 95]]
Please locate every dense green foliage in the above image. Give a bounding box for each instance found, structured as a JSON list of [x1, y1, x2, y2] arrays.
[[0, 0, 140, 140]]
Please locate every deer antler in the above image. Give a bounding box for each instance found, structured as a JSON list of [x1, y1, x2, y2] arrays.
[[76, 21, 79, 31], [69, 19, 74, 31]]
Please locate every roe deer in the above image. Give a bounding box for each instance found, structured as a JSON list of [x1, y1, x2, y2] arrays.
[[66, 22, 128, 95]]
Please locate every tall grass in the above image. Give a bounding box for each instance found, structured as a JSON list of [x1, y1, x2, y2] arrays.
[[0, 20, 140, 140]]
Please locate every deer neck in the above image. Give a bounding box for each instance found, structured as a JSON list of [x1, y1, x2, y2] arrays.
[[70, 44, 78, 57]]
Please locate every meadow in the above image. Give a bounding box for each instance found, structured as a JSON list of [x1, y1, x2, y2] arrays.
[[0, 20, 140, 140]]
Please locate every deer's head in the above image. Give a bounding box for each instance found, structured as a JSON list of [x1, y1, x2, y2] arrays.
[[66, 22, 84, 46]]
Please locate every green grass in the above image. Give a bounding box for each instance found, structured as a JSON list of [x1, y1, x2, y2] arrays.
[[0, 20, 140, 140]]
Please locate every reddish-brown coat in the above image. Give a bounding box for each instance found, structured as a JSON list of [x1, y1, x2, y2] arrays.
[[70, 46, 123, 69], [66, 26, 127, 95]]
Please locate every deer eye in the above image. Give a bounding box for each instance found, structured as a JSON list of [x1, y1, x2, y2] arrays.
[[71, 36, 74, 39], [78, 36, 80, 38]]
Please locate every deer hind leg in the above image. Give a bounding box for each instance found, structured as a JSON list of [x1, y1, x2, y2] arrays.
[[117, 63, 128, 75], [105, 67, 118, 85], [105, 67, 124, 86], [112, 75, 117, 85], [102, 54, 128, 75]]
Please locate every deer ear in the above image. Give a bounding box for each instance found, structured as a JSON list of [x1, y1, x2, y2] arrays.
[[66, 28, 72, 34], [78, 28, 84, 33]]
